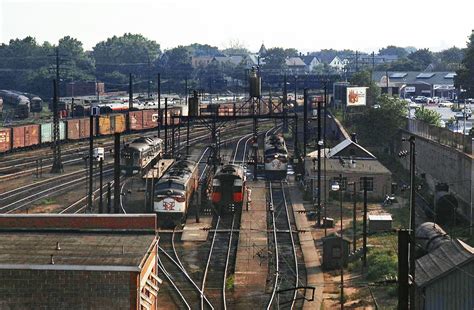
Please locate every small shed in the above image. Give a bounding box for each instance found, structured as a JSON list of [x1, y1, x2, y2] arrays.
[[321, 233, 351, 270], [368, 214, 392, 233]]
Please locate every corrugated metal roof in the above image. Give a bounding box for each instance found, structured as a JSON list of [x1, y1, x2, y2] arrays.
[[416, 239, 474, 288]]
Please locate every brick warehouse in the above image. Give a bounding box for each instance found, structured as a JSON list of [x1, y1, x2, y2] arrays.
[[0, 214, 161, 309]]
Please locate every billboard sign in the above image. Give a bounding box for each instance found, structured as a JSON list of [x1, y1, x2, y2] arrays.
[[346, 87, 367, 106]]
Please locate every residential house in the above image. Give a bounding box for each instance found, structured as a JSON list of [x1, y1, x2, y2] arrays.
[[286, 57, 307, 75], [302, 55, 321, 72]]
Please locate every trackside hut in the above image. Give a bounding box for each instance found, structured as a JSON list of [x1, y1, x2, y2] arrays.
[[0, 214, 161, 310], [305, 137, 392, 200]]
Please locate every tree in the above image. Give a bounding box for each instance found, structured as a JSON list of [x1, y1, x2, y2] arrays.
[[407, 48, 434, 70], [455, 31, 474, 98], [378, 45, 408, 58], [160, 46, 193, 92], [185, 43, 221, 56], [92, 33, 161, 91], [264, 47, 287, 70], [222, 39, 250, 56], [355, 95, 407, 147], [414, 108, 442, 126], [349, 70, 381, 107]]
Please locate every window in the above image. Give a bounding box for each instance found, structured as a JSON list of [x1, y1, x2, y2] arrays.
[[359, 177, 374, 191], [332, 246, 341, 258]]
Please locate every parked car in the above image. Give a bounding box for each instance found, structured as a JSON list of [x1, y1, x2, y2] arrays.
[[438, 101, 454, 108]]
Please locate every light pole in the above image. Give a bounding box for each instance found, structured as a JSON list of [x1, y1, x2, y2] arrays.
[[331, 176, 344, 310], [348, 181, 357, 252]]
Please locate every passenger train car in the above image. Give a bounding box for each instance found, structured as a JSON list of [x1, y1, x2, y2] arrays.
[[211, 164, 246, 213], [264, 134, 288, 180], [121, 136, 163, 175], [154, 159, 199, 225]]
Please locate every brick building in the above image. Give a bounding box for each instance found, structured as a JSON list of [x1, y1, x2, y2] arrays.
[[66, 81, 105, 97], [0, 214, 160, 309]]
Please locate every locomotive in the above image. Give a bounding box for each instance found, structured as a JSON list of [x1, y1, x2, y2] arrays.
[[264, 134, 288, 180], [121, 136, 163, 175], [211, 164, 246, 213], [0, 90, 30, 118], [154, 159, 199, 225]]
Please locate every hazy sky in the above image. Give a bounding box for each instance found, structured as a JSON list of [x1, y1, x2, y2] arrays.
[[1, 0, 473, 53]]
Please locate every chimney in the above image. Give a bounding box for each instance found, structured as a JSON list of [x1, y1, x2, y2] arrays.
[[351, 133, 358, 143]]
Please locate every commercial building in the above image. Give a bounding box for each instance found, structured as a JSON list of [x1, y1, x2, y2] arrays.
[[372, 71, 457, 99], [0, 214, 160, 309]]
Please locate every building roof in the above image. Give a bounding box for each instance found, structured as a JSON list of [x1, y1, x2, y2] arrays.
[[326, 138, 376, 159], [416, 239, 474, 288], [372, 71, 457, 86], [302, 55, 320, 65], [286, 57, 306, 67], [258, 43, 267, 55], [0, 215, 157, 272], [368, 214, 393, 221]]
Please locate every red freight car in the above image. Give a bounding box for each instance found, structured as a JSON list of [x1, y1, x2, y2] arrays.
[[67, 117, 95, 140], [12, 124, 40, 149], [128, 111, 144, 131], [143, 109, 158, 129], [0, 128, 11, 152]]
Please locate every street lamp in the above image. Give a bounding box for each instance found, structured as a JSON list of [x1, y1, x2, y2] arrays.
[[347, 181, 357, 252], [331, 176, 344, 310]]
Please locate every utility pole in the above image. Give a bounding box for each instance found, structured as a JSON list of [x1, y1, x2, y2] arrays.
[[317, 92, 322, 228], [113, 133, 121, 213], [363, 177, 368, 268], [88, 113, 94, 212], [157, 73, 161, 138], [99, 158, 103, 213], [164, 98, 168, 156], [283, 74, 288, 132], [51, 78, 63, 173], [398, 229, 409, 310], [408, 136, 416, 309], [303, 88, 308, 157], [339, 173, 344, 310], [323, 82, 327, 235], [129, 73, 133, 110], [352, 182, 357, 252]]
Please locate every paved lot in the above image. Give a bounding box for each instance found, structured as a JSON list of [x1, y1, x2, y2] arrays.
[[410, 105, 473, 132]]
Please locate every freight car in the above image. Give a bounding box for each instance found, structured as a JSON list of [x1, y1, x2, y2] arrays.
[[154, 159, 199, 226], [121, 136, 163, 175], [264, 134, 288, 180], [0, 107, 185, 153], [211, 163, 246, 213]]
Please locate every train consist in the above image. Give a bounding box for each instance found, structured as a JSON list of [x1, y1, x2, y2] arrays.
[[0, 106, 183, 153], [154, 159, 199, 225], [121, 136, 163, 175], [211, 163, 246, 213], [264, 134, 288, 180]]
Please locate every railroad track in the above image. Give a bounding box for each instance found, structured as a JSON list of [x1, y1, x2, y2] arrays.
[[266, 181, 302, 309]]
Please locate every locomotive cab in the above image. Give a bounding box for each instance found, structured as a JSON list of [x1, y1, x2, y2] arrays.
[[211, 164, 245, 212]]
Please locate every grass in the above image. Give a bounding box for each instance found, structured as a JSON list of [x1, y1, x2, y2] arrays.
[[38, 197, 56, 205], [225, 274, 235, 290], [366, 246, 398, 281]]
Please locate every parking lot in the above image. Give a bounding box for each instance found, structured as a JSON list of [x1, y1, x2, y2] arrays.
[[410, 105, 473, 133]]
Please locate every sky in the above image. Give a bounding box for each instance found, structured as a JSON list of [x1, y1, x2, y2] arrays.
[[1, 0, 473, 53]]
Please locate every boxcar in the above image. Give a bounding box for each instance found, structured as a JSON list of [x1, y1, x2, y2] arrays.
[[143, 109, 158, 129], [40, 122, 66, 143], [129, 111, 144, 131], [112, 114, 126, 133], [0, 128, 11, 152], [66, 117, 94, 140], [12, 124, 40, 149]]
